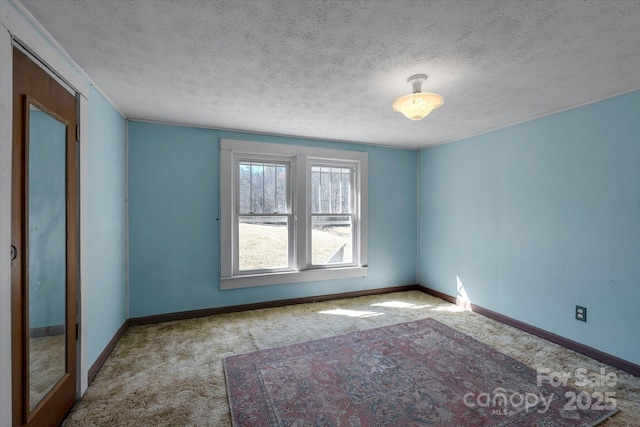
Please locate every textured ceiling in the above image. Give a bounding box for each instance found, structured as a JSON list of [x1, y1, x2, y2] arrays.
[[18, 0, 640, 149]]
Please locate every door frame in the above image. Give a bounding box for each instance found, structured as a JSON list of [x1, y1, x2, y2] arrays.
[[0, 2, 90, 425]]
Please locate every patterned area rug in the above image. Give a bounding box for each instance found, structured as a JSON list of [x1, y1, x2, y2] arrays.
[[224, 318, 618, 426]]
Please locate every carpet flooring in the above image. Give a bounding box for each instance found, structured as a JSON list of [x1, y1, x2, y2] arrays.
[[62, 291, 640, 426]]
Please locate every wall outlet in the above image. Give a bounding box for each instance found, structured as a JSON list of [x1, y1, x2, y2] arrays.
[[575, 305, 587, 322]]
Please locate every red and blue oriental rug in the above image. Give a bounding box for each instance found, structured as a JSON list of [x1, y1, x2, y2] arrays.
[[224, 318, 618, 426]]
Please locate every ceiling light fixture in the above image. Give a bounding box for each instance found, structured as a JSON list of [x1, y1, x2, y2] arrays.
[[392, 74, 444, 120]]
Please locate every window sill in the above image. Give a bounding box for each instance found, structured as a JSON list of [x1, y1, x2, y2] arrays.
[[220, 266, 368, 290]]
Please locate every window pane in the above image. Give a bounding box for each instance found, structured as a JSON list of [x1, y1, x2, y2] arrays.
[[320, 167, 330, 212], [239, 216, 289, 271], [341, 171, 350, 213], [239, 163, 251, 214], [331, 168, 342, 213], [250, 163, 263, 213], [311, 167, 320, 213], [239, 162, 288, 214], [276, 165, 287, 213], [311, 166, 351, 214], [263, 164, 275, 213], [311, 215, 352, 265]]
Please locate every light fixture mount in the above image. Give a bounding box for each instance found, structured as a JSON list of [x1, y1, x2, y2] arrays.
[[407, 74, 428, 93], [392, 73, 444, 121]]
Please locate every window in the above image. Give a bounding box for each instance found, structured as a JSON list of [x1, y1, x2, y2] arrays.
[[220, 139, 368, 289], [310, 165, 354, 265], [237, 160, 291, 272]]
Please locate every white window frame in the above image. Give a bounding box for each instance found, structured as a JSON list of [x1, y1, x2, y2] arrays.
[[220, 139, 368, 289]]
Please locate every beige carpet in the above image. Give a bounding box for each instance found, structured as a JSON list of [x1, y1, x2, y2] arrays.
[[62, 291, 640, 426]]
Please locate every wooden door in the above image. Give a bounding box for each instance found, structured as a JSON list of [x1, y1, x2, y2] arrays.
[[11, 47, 78, 427]]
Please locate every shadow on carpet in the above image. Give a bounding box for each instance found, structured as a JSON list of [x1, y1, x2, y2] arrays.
[[224, 318, 618, 426]]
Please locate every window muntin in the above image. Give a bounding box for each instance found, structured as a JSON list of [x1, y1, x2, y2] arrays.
[[220, 139, 368, 289]]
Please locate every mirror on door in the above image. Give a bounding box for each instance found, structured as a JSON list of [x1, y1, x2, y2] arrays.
[[27, 103, 68, 411]]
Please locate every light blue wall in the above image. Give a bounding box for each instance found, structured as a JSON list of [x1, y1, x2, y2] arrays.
[[86, 87, 127, 366], [418, 90, 640, 365], [128, 121, 418, 318]]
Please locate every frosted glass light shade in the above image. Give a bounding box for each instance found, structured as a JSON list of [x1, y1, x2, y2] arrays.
[[392, 92, 444, 120]]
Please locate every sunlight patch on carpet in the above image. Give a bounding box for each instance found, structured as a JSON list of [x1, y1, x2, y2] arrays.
[[371, 301, 432, 309], [431, 305, 466, 313], [318, 308, 384, 318]]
